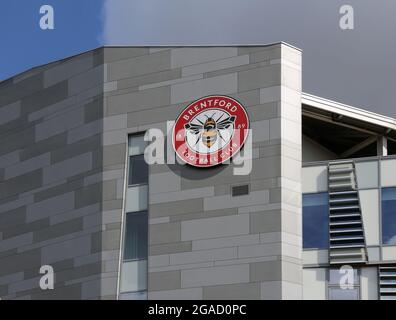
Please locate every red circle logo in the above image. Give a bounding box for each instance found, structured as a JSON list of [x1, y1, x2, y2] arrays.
[[172, 95, 250, 167]]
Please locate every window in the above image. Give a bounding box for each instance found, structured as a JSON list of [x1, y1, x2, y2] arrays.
[[328, 268, 360, 300], [328, 288, 359, 300], [329, 268, 358, 285], [119, 291, 147, 300], [303, 193, 329, 249], [123, 211, 148, 261], [128, 134, 146, 155], [125, 185, 148, 212], [128, 154, 148, 186], [382, 187, 396, 245], [120, 134, 148, 298]]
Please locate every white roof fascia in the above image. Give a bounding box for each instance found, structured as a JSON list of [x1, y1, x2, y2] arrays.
[[302, 92, 396, 131]]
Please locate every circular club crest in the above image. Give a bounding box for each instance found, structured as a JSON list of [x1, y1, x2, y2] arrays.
[[172, 95, 249, 167]]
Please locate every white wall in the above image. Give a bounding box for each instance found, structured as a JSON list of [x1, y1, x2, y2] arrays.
[[302, 166, 327, 193], [382, 246, 396, 260], [381, 159, 396, 187], [303, 268, 326, 300], [303, 249, 329, 265], [356, 161, 378, 189], [360, 267, 378, 300], [359, 189, 380, 247]]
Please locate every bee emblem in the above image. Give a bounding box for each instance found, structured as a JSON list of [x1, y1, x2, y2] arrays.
[[185, 113, 236, 149]]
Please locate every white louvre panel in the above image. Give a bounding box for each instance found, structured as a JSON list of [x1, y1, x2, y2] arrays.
[[328, 161, 367, 265], [379, 266, 396, 300]]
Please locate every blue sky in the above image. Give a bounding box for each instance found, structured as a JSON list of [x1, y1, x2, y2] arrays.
[[0, 0, 103, 80], [0, 0, 395, 116]]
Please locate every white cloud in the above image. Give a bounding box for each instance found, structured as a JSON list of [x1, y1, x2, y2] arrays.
[[387, 235, 396, 245]]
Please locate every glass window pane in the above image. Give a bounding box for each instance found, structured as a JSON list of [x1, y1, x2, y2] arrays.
[[129, 135, 146, 156], [382, 188, 396, 245], [128, 155, 148, 185], [125, 185, 148, 212], [123, 211, 148, 260], [119, 290, 147, 300], [120, 260, 147, 293], [303, 193, 329, 249], [329, 268, 359, 286], [328, 288, 359, 300]]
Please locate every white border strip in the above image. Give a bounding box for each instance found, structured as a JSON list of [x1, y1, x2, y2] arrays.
[[302, 92, 396, 131]]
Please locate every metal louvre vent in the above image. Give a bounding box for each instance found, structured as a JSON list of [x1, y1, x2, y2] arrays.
[[232, 184, 249, 197], [328, 160, 367, 265], [379, 265, 396, 300]]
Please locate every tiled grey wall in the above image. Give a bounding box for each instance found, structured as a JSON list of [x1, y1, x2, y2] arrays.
[[0, 44, 302, 300], [0, 49, 117, 299], [102, 44, 302, 299]]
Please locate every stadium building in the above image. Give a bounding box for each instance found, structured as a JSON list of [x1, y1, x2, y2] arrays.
[[0, 43, 395, 300]]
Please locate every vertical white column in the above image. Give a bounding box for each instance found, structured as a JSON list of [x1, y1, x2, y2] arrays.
[[279, 44, 303, 299], [377, 136, 388, 156]]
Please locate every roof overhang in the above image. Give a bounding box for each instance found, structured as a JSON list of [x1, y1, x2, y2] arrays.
[[302, 93, 396, 159], [302, 93, 396, 142]]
